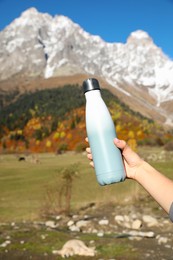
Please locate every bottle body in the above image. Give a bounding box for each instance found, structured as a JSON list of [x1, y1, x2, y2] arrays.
[[85, 90, 126, 185]]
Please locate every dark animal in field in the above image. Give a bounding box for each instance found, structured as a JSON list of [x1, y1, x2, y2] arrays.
[[18, 157, 25, 161]]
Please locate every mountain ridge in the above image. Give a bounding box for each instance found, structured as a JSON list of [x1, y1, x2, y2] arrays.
[[0, 8, 173, 126]]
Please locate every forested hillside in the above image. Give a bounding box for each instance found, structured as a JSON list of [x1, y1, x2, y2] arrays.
[[0, 84, 172, 153]]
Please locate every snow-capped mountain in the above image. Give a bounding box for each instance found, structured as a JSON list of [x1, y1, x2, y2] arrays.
[[0, 8, 173, 125]]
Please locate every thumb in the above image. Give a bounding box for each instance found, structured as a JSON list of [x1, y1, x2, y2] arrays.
[[114, 138, 133, 158], [114, 138, 126, 150], [114, 138, 143, 171]]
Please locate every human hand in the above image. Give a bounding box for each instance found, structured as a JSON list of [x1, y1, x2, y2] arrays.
[[113, 138, 144, 179], [85, 137, 144, 180]]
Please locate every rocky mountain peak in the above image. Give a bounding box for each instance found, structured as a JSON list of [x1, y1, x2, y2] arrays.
[[21, 7, 39, 17], [9, 7, 47, 29], [0, 8, 173, 126], [127, 30, 153, 44]]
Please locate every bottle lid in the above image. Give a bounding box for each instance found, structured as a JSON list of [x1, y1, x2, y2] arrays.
[[82, 78, 100, 94]]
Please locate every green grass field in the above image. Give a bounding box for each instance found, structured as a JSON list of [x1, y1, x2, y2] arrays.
[[0, 148, 173, 222]]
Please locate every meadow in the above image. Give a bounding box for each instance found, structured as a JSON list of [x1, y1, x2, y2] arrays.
[[0, 151, 135, 222], [0, 146, 173, 222]]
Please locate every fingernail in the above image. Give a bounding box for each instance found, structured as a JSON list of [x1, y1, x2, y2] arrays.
[[114, 138, 120, 143]]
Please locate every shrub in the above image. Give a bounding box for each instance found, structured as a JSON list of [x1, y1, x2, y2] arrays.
[[42, 163, 79, 215]]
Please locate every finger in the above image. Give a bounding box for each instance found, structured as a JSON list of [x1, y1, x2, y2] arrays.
[[85, 137, 89, 143], [114, 138, 127, 149], [114, 138, 132, 155], [86, 147, 91, 153], [90, 161, 94, 168], [87, 153, 93, 160]]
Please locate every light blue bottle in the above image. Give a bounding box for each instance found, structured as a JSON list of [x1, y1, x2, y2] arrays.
[[83, 78, 126, 186]]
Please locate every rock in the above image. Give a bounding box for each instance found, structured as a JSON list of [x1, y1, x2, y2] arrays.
[[98, 219, 109, 225], [114, 215, 131, 228], [132, 219, 142, 230], [142, 215, 158, 227], [156, 235, 169, 245], [76, 220, 90, 228], [129, 230, 155, 238], [97, 231, 104, 237], [114, 215, 124, 222], [67, 220, 74, 227], [69, 224, 80, 232], [55, 215, 61, 220], [45, 220, 57, 229], [72, 215, 79, 219], [53, 239, 96, 257], [84, 215, 90, 220], [0, 240, 11, 247]]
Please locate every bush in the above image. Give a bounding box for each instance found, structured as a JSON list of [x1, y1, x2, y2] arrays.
[[42, 163, 79, 215]]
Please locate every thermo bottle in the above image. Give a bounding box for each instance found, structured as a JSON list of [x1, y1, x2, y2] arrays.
[[83, 78, 126, 186]]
